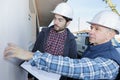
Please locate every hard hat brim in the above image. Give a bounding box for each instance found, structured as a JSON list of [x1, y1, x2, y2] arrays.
[[87, 21, 119, 34], [87, 21, 105, 27]]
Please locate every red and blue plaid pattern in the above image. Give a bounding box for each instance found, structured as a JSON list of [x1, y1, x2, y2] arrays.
[[45, 28, 67, 55]]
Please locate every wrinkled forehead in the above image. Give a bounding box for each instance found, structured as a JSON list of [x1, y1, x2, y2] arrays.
[[90, 24, 109, 30], [89, 22, 119, 34]]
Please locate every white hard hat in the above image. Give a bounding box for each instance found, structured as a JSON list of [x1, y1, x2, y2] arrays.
[[87, 10, 120, 34], [51, 2, 73, 19]]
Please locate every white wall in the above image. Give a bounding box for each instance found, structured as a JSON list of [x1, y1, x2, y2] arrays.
[[0, 0, 36, 80]]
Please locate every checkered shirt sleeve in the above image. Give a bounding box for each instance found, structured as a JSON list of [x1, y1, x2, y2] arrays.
[[30, 51, 119, 79]]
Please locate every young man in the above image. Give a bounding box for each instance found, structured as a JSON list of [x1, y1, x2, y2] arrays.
[[29, 2, 78, 80], [4, 10, 120, 79]]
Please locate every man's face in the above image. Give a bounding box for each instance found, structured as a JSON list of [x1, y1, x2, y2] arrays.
[[89, 24, 112, 45], [53, 14, 68, 32]]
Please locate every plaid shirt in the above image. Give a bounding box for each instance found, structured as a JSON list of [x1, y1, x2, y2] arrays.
[[45, 28, 67, 55], [30, 51, 119, 79]]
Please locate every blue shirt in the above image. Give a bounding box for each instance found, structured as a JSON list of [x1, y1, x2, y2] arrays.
[[30, 51, 119, 79]]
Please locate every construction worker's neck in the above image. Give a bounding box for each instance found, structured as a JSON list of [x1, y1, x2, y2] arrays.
[[55, 28, 65, 33]]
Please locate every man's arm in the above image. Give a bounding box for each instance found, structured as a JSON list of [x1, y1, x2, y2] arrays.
[[30, 51, 119, 79], [3, 44, 119, 79]]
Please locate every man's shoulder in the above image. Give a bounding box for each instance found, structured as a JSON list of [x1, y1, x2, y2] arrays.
[[66, 29, 76, 39]]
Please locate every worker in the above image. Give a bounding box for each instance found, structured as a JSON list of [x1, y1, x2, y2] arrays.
[[4, 10, 120, 79], [28, 2, 78, 80]]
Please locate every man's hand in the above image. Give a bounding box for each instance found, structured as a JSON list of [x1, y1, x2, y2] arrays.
[[4, 43, 33, 60]]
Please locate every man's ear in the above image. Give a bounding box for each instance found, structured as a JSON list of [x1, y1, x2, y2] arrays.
[[109, 30, 116, 39], [66, 21, 71, 26]]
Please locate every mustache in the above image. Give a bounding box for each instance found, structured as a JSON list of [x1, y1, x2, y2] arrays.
[[54, 24, 59, 27]]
